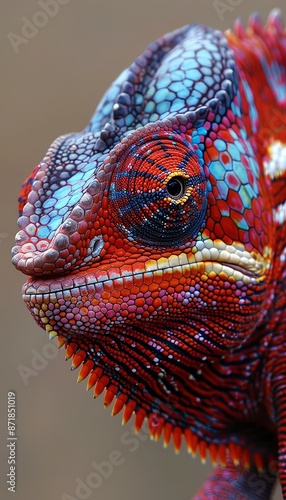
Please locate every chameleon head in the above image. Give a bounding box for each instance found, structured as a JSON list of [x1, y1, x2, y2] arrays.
[[12, 23, 276, 450], [12, 116, 273, 428]]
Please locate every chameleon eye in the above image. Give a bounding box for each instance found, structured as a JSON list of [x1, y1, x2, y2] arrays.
[[109, 131, 207, 246], [166, 176, 186, 199]]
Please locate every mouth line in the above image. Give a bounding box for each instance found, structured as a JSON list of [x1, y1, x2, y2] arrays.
[[222, 262, 258, 279], [22, 258, 261, 298]]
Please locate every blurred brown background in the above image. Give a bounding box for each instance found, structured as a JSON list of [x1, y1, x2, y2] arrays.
[[1, 1, 285, 499]]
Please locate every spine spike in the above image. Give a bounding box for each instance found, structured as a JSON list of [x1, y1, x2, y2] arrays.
[[229, 443, 242, 467], [209, 443, 218, 466], [163, 422, 173, 448], [153, 417, 164, 441], [71, 350, 86, 371], [190, 432, 198, 457], [173, 427, 182, 454], [248, 12, 264, 36], [93, 375, 109, 398], [253, 451, 265, 473], [184, 429, 193, 454], [242, 448, 251, 470], [111, 394, 128, 416], [48, 330, 57, 340], [148, 414, 161, 440], [77, 360, 94, 383], [103, 385, 117, 408], [122, 401, 136, 425], [65, 343, 77, 361], [266, 8, 284, 34], [134, 409, 146, 434], [86, 368, 103, 391], [57, 336, 66, 349], [233, 17, 246, 38], [199, 440, 207, 464], [218, 444, 227, 467]]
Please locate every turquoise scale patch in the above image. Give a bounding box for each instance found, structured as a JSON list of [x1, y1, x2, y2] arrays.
[[226, 143, 241, 162], [37, 225, 51, 239], [43, 197, 56, 209], [156, 76, 172, 90], [217, 180, 229, 199], [48, 214, 64, 231], [234, 217, 249, 231], [248, 157, 260, 183], [145, 101, 155, 114], [54, 185, 71, 201], [156, 101, 170, 115], [209, 161, 225, 180], [54, 196, 69, 210], [204, 76, 215, 87], [238, 185, 252, 209], [125, 114, 134, 127], [241, 79, 258, 133], [169, 99, 185, 114], [214, 139, 226, 152], [233, 162, 249, 185]]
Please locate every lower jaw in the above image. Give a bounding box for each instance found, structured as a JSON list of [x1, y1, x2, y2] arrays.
[[35, 323, 276, 473]]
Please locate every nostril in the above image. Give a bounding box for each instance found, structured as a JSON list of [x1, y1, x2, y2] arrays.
[[83, 235, 104, 264], [91, 235, 104, 257]]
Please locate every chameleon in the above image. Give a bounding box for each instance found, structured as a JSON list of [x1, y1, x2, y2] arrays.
[[12, 9, 286, 500]]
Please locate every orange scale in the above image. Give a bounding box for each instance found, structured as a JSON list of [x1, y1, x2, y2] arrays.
[[142, 311, 150, 318], [182, 267, 192, 278], [226, 296, 235, 303], [143, 275, 154, 285], [170, 279, 179, 287], [114, 239, 124, 249], [102, 285, 113, 296], [80, 307, 89, 315], [219, 130, 233, 142], [149, 283, 159, 293], [153, 298, 162, 309], [171, 264, 182, 277], [109, 296, 119, 304], [135, 298, 145, 307], [113, 281, 124, 292], [146, 305, 155, 313], [153, 274, 163, 284], [208, 146, 220, 161], [108, 243, 116, 252], [208, 271, 217, 280]]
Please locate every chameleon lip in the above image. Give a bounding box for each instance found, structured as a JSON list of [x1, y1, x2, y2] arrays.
[[221, 262, 258, 279], [21, 259, 260, 298]]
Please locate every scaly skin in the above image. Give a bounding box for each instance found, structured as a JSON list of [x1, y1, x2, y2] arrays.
[[12, 11, 286, 499]]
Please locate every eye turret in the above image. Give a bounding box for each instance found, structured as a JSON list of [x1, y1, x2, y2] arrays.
[[109, 131, 207, 247]]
